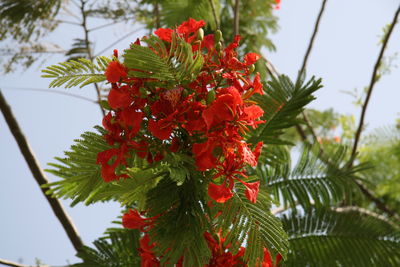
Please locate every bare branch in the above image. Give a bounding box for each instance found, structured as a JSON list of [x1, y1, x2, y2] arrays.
[[3, 87, 97, 103], [79, 0, 105, 116], [233, 0, 240, 36], [94, 28, 144, 57], [0, 258, 68, 267], [0, 90, 84, 252], [299, 0, 328, 75], [154, 0, 161, 29], [350, 4, 400, 163], [208, 0, 220, 29]]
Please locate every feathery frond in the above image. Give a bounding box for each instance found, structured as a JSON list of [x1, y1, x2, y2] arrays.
[[73, 228, 141, 267], [124, 32, 203, 83], [215, 184, 289, 266], [41, 56, 110, 88], [261, 145, 364, 209], [281, 207, 400, 267], [248, 75, 322, 145], [45, 126, 113, 206]]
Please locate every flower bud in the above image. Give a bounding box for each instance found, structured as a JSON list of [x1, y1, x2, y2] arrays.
[[215, 41, 222, 52], [248, 64, 255, 74], [214, 30, 223, 43], [197, 28, 204, 41], [206, 90, 216, 105]]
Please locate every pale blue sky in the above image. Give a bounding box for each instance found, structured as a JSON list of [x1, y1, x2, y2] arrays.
[[1, 0, 400, 265]]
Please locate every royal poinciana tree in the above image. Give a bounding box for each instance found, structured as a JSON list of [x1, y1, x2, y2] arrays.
[[1, 0, 400, 267]]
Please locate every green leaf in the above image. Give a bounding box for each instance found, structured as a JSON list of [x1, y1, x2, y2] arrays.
[[261, 145, 365, 209], [41, 56, 110, 88], [248, 75, 322, 145], [281, 207, 400, 267], [215, 184, 289, 266], [44, 126, 113, 206], [73, 228, 141, 267]]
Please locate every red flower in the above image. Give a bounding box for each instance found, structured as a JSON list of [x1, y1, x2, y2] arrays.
[[105, 61, 127, 83], [241, 181, 260, 204], [96, 147, 128, 182], [120, 107, 143, 138], [154, 28, 173, 42], [208, 182, 234, 203], [177, 18, 205, 41], [244, 53, 261, 65], [148, 118, 173, 140], [108, 86, 132, 109], [139, 234, 160, 267], [261, 248, 282, 267], [122, 209, 152, 231]]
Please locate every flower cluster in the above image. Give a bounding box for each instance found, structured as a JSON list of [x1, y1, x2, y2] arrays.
[[98, 18, 266, 204], [123, 209, 282, 267]]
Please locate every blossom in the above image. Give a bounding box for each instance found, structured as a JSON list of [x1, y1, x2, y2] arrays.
[[154, 28, 173, 42], [105, 61, 127, 83], [122, 209, 152, 231]]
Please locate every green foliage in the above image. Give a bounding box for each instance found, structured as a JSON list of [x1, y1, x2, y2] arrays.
[[281, 207, 400, 267], [123, 33, 203, 82], [261, 145, 367, 209], [214, 184, 289, 266], [160, 0, 220, 30], [358, 126, 400, 214], [41, 56, 110, 88], [146, 176, 211, 267], [248, 75, 322, 145], [0, 0, 60, 41], [45, 126, 113, 206], [73, 228, 141, 267]]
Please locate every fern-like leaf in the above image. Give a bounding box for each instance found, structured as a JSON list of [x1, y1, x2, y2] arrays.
[[215, 184, 289, 266], [45, 126, 113, 206], [73, 228, 141, 267], [248, 75, 322, 145], [41, 56, 110, 88], [260, 145, 365, 209], [123, 33, 203, 83], [281, 207, 400, 267]]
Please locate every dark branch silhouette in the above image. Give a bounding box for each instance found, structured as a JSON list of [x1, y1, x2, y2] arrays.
[[0, 90, 84, 252]]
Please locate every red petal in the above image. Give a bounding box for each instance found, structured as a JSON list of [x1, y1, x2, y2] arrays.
[[243, 181, 260, 203], [177, 18, 205, 35], [108, 87, 132, 109], [154, 28, 173, 42], [262, 247, 273, 267], [208, 183, 234, 203], [253, 72, 264, 95], [105, 61, 127, 83], [122, 209, 148, 230], [148, 119, 172, 140], [244, 52, 261, 65], [120, 108, 143, 137]]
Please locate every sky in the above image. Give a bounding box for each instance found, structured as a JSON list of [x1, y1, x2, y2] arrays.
[[1, 0, 400, 265]]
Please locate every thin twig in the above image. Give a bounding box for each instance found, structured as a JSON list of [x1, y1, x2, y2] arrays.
[[233, 0, 240, 36], [299, 0, 328, 76], [94, 28, 144, 57], [88, 21, 122, 32], [0, 258, 67, 267], [350, 4, 400, 163], [2, 87, 97, 103], [0, 90, 84, 252], [296, 0, 328, 145], [154, 0, 160, 29], [79, 0, 105, 116], [208, 0, 220, 29]]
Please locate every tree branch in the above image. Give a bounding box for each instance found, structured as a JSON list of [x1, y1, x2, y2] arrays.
[[208, 0, 220, 29], [299, 0, 328, 75], [0, 258, 67, 267], [350, 4, 400, 163], [154, 0, 161, 29], [2, 87, 97, 104], [233, 0, 240, 36], [0, 90, 84, 253], [79, 0, 105, 117]]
